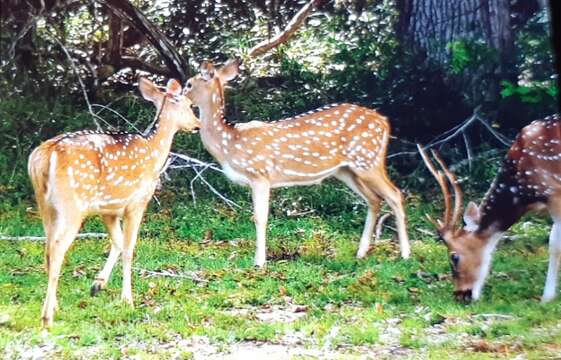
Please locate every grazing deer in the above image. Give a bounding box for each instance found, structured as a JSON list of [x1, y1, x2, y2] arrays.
[[185, 59, 410, 267], [419, 114, 561, 302], [28, 78, 200, 327]]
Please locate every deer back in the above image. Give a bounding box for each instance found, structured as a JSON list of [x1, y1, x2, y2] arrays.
[[225, 103, 390, 181]]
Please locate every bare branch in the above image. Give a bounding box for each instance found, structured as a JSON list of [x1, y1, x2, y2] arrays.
[[0, 233, 107, 242], [375, 213, 391, 240], [133, 267, 208, 283], [388, 107, 512, 159], [120, 56, 173, 77], [97, 0, 189, 82], [48, 33, 103, 130], [169, 152, 241, 209], [248, 0, 322, 58]]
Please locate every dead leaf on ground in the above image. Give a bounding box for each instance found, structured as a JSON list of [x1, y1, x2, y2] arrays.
[[73, 266, 87, 278]]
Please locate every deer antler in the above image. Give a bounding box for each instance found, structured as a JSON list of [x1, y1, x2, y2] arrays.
[[247, 0, 323, 59], [418, 145, 468, 233], [431, 150, 464, 229]]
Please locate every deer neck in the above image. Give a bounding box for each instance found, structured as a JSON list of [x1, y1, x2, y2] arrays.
[[475, 161, 531, 237], [143, 105, 178, 174], [197, 95, 237, 165], [475, 116, 561, 236]]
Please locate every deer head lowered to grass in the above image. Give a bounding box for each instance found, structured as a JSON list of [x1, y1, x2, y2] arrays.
[[28, 78, 200, 327], [418, 114, 561, 302], [184, 59, 410, 267]]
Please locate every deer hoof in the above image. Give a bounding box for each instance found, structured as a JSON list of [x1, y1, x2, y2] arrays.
[[90, 283, 102, 297], [41, 316, 53, 329], [541, 293, 556, 304], [356, 248, 369, 259], [90, 279, 105, 297], [121, 295, 134, 307]]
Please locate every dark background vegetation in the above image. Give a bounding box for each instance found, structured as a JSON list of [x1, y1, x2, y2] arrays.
[[0, 0, 558, 206]]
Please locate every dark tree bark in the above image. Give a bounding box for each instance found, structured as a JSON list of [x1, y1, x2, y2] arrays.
[[97, 0, 189, 82], [549, 0, 561, 109], [395, 0, 545, 108], [397, 0, 517, 67]]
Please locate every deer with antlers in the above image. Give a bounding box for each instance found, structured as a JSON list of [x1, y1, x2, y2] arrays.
[[184, 60, 410, 267], [419, 114, 561, 302], [28, 78, 200, 327]]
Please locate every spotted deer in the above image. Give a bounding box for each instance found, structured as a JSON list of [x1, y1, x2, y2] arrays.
[[28, 78, 200, 327], [419, 114, 561, 303], [185, 59, 410, 267]]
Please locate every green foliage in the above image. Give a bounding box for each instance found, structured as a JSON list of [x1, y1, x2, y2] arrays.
[[496, 9, 558, 125], [448, 39, 498, 75], [500, 80, 558, 104]]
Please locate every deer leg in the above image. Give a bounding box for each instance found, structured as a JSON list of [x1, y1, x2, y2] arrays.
[[335, 169, 381, 259], [357, 170, 410, 259], [357, 198, 382, 259], [251, 180, 270, 267], [120, 207, 145, 306], [91, 215, 123, 296], [41, 210, 82, 328], [543, 220, 561, 302]]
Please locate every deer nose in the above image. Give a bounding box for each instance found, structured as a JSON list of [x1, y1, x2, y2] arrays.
[[453, 289, 473, 303]]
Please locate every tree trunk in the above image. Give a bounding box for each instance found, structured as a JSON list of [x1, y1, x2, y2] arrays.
[[549, 0, 561, 109], [398, 0, 517, 70]]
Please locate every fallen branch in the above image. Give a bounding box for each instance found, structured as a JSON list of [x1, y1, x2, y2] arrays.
[[375, 213, 392, 240], [388, 107, 513, 164], [168, 152, 241, 209], [0, 233, 107, 242], [475, 313, 516, 321], [133, 267, 208, 283]]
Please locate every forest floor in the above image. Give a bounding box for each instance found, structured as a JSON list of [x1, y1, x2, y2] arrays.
[[1, 183, 561, 359]]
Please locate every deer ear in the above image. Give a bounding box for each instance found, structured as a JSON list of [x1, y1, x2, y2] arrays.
[[166, 79, 182, 96], [217, 58, 240, 83], [200, 61, 215, 81], [463, 201, 481, 232], [138, 77, 162, 103]]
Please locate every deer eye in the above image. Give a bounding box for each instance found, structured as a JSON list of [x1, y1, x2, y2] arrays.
[[186, 81, 193, 89], [450, 253, 460, 268]]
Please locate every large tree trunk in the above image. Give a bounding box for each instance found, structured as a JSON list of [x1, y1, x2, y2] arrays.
[[398, 0, 515, 68], [549, 0, 561, 109], [396, 0, 545, 108]]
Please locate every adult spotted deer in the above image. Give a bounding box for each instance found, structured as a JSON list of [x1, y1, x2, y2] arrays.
[[419, 114, 561, 302], [28, 78, 200, 327], [185, 60, 410, 267]]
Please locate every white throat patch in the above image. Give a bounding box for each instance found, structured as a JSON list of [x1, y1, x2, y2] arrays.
[[471, 232, 503, 300]]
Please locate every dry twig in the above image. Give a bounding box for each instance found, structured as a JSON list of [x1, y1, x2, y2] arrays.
[[133, 267, 208, 283], [0, 233, 107, 241]]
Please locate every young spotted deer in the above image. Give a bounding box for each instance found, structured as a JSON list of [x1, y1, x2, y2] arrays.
[[28, 78, 200, 327], [419, 114, 561, 302], [185, 60, 410, 267]]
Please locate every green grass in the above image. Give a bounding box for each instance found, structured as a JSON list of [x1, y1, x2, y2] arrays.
[[1, 180, 561, 358]]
